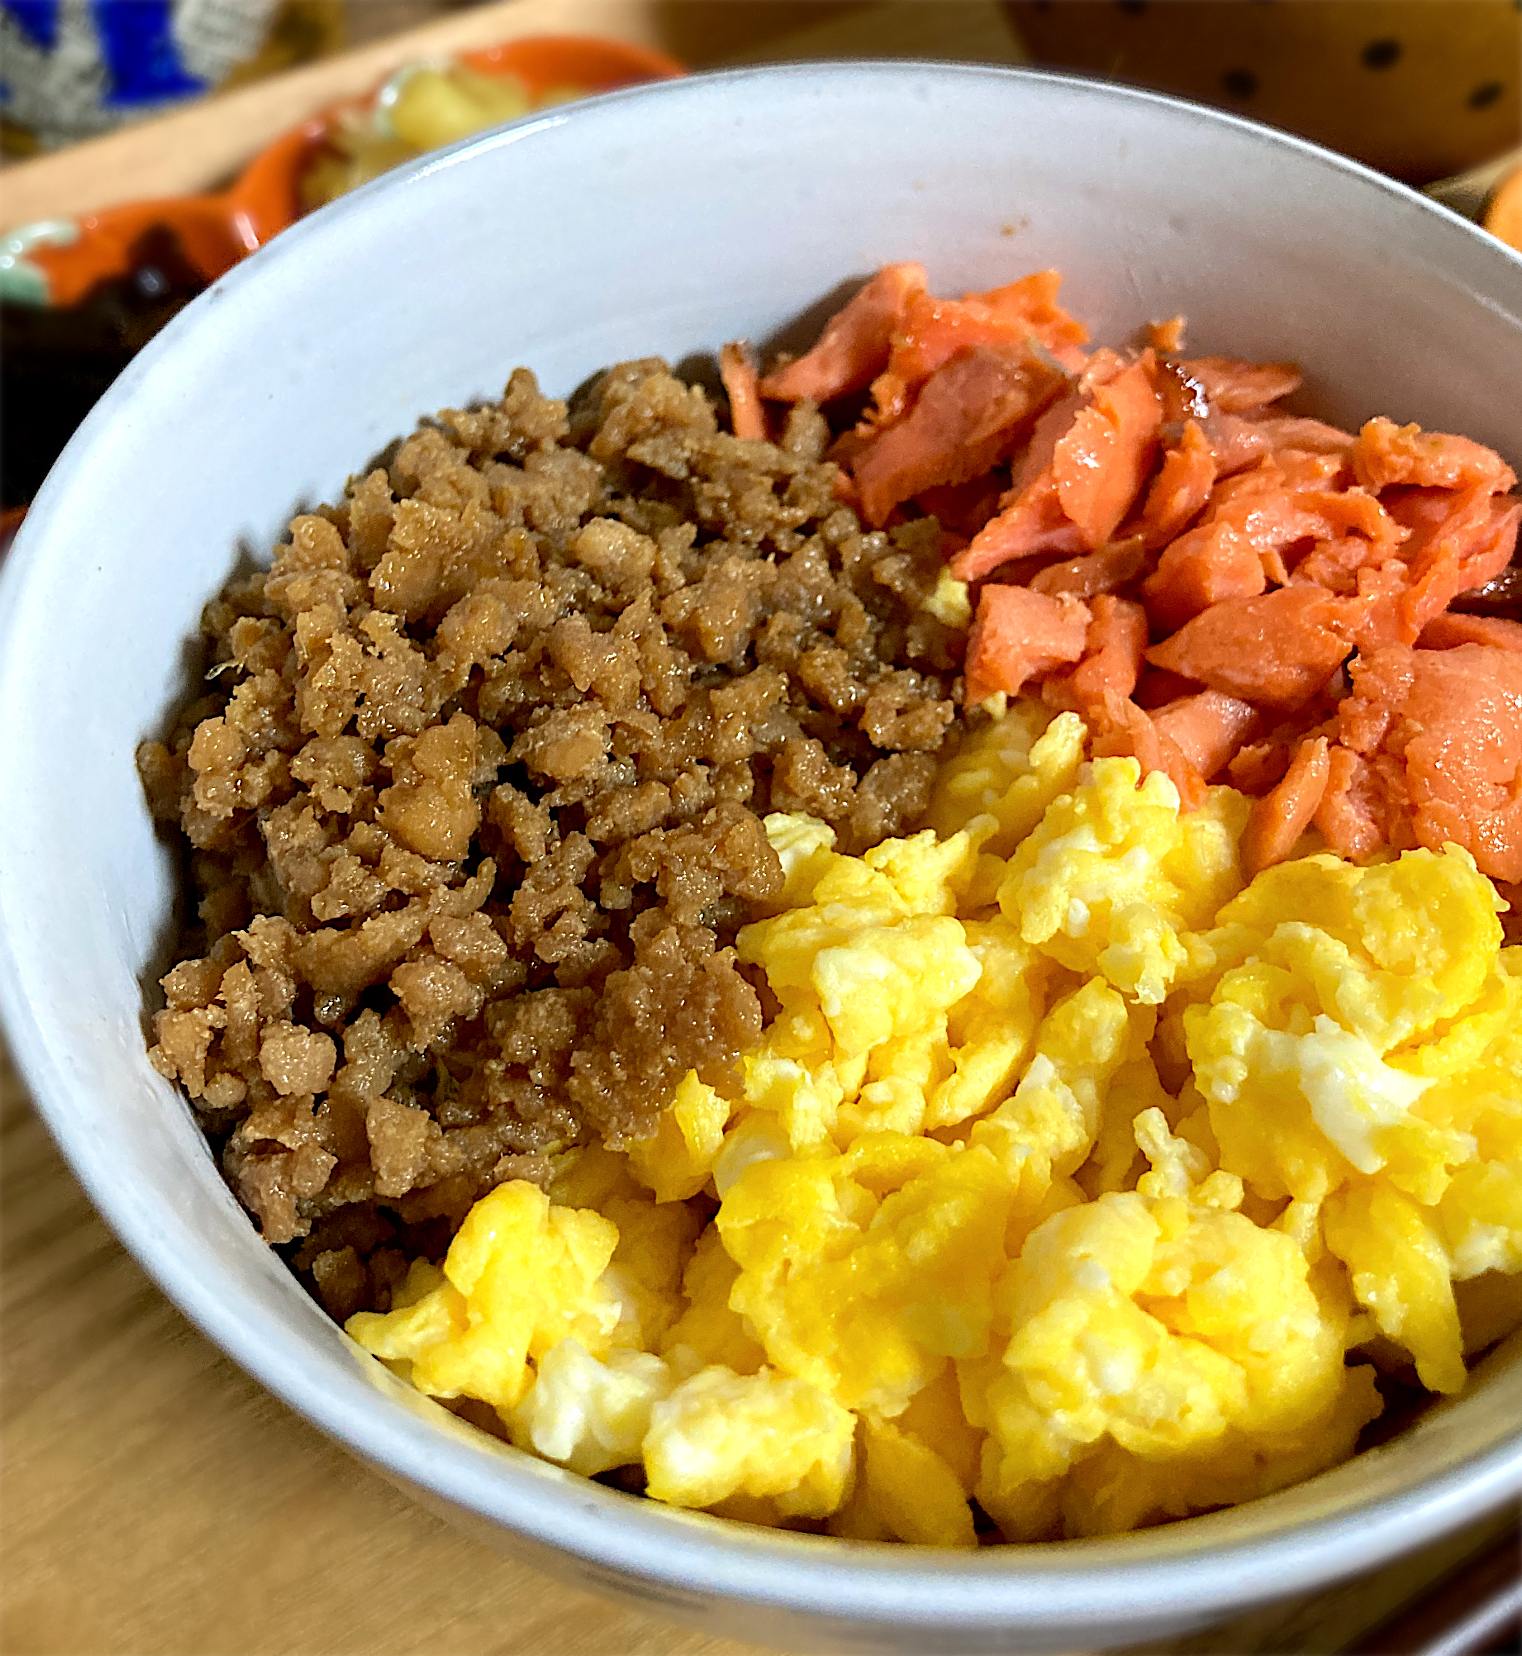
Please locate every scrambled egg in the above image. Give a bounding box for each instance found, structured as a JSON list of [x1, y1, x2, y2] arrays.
[[347, 704, 1522, 1543]]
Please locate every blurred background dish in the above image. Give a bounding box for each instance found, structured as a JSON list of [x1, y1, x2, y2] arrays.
[[1002, 0, 1522, 265], [297, 34, 682, 209], [0, 29, 681, 512], [1, 30, 683, 307], [1004, 0, 1519, 185]]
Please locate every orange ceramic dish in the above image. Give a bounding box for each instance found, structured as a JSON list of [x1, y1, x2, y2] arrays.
[[22, 35, 684, 309]]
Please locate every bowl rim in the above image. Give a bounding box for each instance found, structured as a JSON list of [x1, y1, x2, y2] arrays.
[[2, 56, 1521, 1638]]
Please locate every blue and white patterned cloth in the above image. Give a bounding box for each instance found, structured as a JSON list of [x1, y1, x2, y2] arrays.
[[1, 0, 277, 149]]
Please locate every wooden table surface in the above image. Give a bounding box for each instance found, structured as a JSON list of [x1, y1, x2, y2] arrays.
[[2, 4, 1518, 1652]]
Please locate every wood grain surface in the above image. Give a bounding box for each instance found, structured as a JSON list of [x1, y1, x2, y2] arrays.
[[1, 4, 1518, 1652], [0, 1037, 775, 1656]]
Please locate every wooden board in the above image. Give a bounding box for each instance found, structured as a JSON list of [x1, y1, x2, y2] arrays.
[[1, 4, 1517, 1653]]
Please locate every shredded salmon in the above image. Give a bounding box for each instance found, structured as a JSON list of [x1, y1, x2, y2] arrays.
[[853, 347, 1064, 528], [1419, 613, 1522, 652], [1354, 416, 1517, 493], [1134, 666, 1203, 710], [1208, 416, 1276, 477], [1052, 357, 1165, 548], [868, 270, 1089, 428], [1339, 644, 1522, 882], [757, 262, 926, 404], [1151, 690, 1261, 782], [975, 271, 1091, 361], [1292, 489, 1410, 594], [948, 470, 1086, 580], [965, 585, 1089, 704], [1149, 315, 1186, 353], [1256, 416, 1357, 458], [1043, 595, 1148, 719], [1395, 492, 1521, 640], [1091, 699, 1208, 811], [762, 262, 1522, 869], [1029, 538, 1148, 600], [719, 342, 767, 443], [1147, 587, 1360, 710], [1168, 458, 1356, 591], [1228, 737, 1297, 797], [1144, 521, 1268, 630], [1184, 357, 1303, 414], [946, 388, 1093, 580], [1142, 420, 1216, 548], [1242, 736, 1331, 875], [1313, 744, 1385, 862]]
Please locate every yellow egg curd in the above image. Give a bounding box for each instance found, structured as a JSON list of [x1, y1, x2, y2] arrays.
[[346, 702, 1522, 1543]]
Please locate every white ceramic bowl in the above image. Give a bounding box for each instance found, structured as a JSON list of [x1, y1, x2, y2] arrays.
[[2, 63, 1521, 1656]]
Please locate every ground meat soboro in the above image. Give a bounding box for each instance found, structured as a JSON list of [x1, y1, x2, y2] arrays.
[[142, 360, 963, 1318]]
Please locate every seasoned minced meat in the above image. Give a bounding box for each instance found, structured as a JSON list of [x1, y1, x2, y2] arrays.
[[141, 360, 964, 1313]]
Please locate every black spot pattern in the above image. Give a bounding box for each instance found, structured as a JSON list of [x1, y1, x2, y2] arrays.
[[1361, 38, 1402, 70]]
